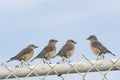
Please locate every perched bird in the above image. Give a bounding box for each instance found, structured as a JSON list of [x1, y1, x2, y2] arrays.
[[6, 44, 38, 65], [54, 39, 77, 62], [30, 39, 58, 64], [87, 35, 116, 60]]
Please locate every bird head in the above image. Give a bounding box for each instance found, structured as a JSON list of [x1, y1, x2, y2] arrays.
[[67, 39, 77, 44], [28, 44, 38, 49], [87, 35, 98, 41]]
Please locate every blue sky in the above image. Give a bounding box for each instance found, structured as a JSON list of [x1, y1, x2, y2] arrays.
[[0, 0, 120, 80]]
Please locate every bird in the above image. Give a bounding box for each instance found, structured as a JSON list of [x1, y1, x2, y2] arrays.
[[30, 39, 58, 64], [6, 44, 38, 66], [87, 35, 116, 60], [54, 39, 77, 62]]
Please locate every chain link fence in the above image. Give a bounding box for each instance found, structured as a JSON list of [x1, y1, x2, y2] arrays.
[[0, 55, 120, 80]]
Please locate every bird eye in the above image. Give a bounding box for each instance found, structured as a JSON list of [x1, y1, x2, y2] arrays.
[[71, 40, 75, 43], [90, 36, 92, 38]]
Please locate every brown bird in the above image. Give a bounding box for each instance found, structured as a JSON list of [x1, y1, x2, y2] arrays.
[[6, 44, 38, 65], [54, 39, 77, 62], [87, 35, 115, 60], [30, 39, 58, 64]]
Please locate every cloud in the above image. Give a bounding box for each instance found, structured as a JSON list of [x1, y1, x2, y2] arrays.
[[43, 0, 120, 24], [0, 0, 43, 10], [56, 0, 120, 21], [0, 0, 120, 25], [39, 0, 120, 25]]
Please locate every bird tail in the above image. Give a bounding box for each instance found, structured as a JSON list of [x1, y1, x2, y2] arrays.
[[52, 54, 58, 58], [6, 57, 17, 63], [110, 53, 116, 56], [30, 57, 37, 62], [108, 50, 116, 56]]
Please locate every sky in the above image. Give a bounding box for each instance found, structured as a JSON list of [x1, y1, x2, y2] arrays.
[[0, 0, 120, 80]]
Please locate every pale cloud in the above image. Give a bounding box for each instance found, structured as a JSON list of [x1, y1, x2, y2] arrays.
[[39, 0, 120, 25], [0, 0, 43, 10], [0, 0, 120, 25], [72, 0, 119, 20], [54, 0, 120, 22], [49, 13, 77, 25], [45, 0, 120, 25]]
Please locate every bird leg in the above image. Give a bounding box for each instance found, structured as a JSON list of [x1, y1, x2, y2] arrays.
[[67, 58, 71, 62], [26, 61, 30, 66], [96, 54, 105, 60], [48, 60, 52, 64], [42, 58, 46, 64]]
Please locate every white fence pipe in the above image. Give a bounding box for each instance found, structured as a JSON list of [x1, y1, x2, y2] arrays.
[[0, 59, 120, 79]]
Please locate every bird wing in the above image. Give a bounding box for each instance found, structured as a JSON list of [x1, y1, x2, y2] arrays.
[[15, 48, 33, 58], [37, 45, 54, 58], [58, 44, 74, 56], [92, 41, 115, 56], [92, 41, 108, 53]]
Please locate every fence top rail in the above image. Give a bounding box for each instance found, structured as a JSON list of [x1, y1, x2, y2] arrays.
[[0, 58, 120, 79]]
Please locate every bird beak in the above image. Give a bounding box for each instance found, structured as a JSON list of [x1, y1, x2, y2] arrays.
[[35, 45, 38, 48], [55, 40, 58, 42], [74, 41, 77, 44], [86, 37, 89, 40]]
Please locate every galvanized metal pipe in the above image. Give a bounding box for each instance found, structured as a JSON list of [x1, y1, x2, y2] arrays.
[[0, 59, 120, 79]]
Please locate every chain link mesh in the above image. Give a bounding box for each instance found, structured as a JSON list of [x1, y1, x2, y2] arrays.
[[0, 55, 120, 80]]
